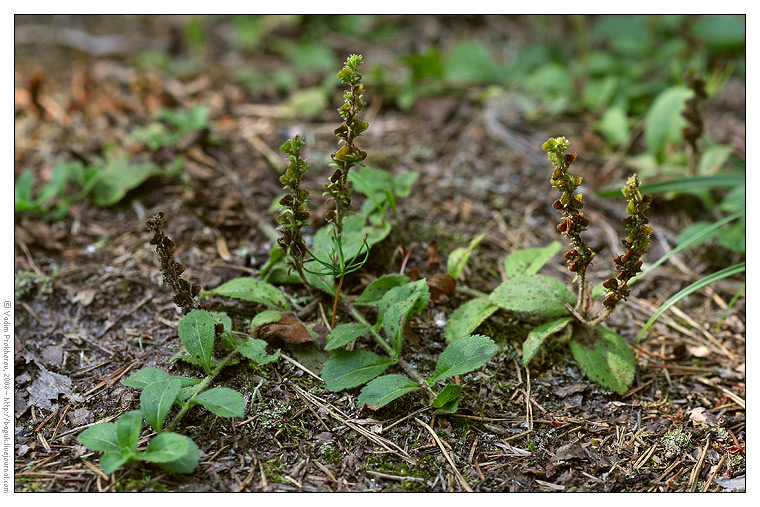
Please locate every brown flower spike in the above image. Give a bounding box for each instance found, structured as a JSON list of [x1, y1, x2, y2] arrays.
[[601, 174, 653, 312], [544, 137, 595, 311], [146, 211, 205, 314]]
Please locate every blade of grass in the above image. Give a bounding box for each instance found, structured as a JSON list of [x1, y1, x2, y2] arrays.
[[637, 262, 745, 343], [630, 211, 743, 286], [596, 173, 744, 198]]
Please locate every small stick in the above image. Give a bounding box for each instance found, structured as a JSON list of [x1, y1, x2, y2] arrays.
[[415, 417, 473, 492]]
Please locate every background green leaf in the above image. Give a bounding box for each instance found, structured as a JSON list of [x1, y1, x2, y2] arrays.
[[382, 293, 422, 357], [140, 379, 181, 433], [77, 422, 121, 454], [447, 233, 485, 280], [357, 374, 419, 410], [644, 86, 693, 164], [489, 274, 575, 317], [100, 452, 130, 475], [177, 310, 216, 374], [237, 339, 280, 364], [192, 387, 246, 418], [444, 296, 498, 343], [432, 334, 497, 382], [202, 277, 289, 311], [569, 326, 636, 395], [521, 317, 572, 365], [354, 274, 410, 306], [325, 322, 371, 350], [140, 432, 190, 463], [502, 242, 562, 279], [115, 410, 142, 452], [321, 350, 394, 391]]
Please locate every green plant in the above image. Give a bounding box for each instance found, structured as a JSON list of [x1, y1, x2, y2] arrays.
[[446, 137, 653, 394], [322, 276, 497, 412], [130, 106, 211, 151], [78, 213, 279, 475], [15, 152, 171, 219]]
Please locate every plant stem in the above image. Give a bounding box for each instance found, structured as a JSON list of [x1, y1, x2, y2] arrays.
[[575, 273, 587, 314], [346, 304, 395, 357], [346, 303, 435, 401], [331, 274, 345, 329], [397, 357, 436, 400], [166, 349, 240, 432]]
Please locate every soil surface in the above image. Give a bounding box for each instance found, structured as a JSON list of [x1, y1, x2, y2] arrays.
[[13, 15, 745, 492]]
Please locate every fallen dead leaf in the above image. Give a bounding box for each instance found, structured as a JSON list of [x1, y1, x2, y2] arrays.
[[428, 273, 456, 301], [254, 312, 314, 344]]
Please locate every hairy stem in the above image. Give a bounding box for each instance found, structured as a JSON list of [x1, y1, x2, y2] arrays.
[[166, 349, 239, 432]]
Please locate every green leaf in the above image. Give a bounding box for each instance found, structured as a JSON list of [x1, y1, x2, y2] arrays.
[[594, 106, 630, 147], [115, 410, 142, 452], [357, 374, 420, 410], [90, 156, 165, 207], [177, 310, 216, 374], [354, 274, 410, 306], [321, 350, 394, 392], [77, 422, 121, 454], [432, 334, 497, 382], [251, 310, 284, 328], [596, 173, 744, 198], [100, 452, 130, 475], [377, 279, 429, 325], [383, 293, 423, 356], [444, 40, 497, 84], [325, 323, 371, 350], [393, 171, 419, 198], [121, 368, 171, 389], [503, 242, 562, 279], [237, 339, 280, 364], [140, 379, 181, 433], [569, 326, 636, 395], [156, 435, 200, 474], [521, 317, 573, 365], [489, 274, 575, 317], [638, 262, 745, 342], [201, 277, 289, 311], [699, 144, 734, 174], [14, 171, 36, 211], [140, 433, 190, 463], [192, 387, 246, 418], [447, 233, 486, 280], [444, 297, 499, 343], [431, 384, 462, 409], [644, 86, 693, 164], [628, 211, 743, 285]]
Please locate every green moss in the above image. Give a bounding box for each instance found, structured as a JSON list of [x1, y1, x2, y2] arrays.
[[321, 444, 342, 464]]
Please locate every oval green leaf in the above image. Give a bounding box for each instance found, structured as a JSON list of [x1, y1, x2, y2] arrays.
[[141, 432, 191, 463], [489, 274, 574, 317], [322, 350, 394, 392], [432, 334, 497, 382], [522, 317, 573, 365], [444, 296, 498, 342], [569, 326, 635, 395], [325, 322, 371, 350], [503, 242, 562, 279], [192, 387, 246, 418], [140, 378, 181, 433], [178, 310, 216, 374], [201, 277, 289, 311], [357, 374, 420, 410], [354, 274, 410, 306]]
